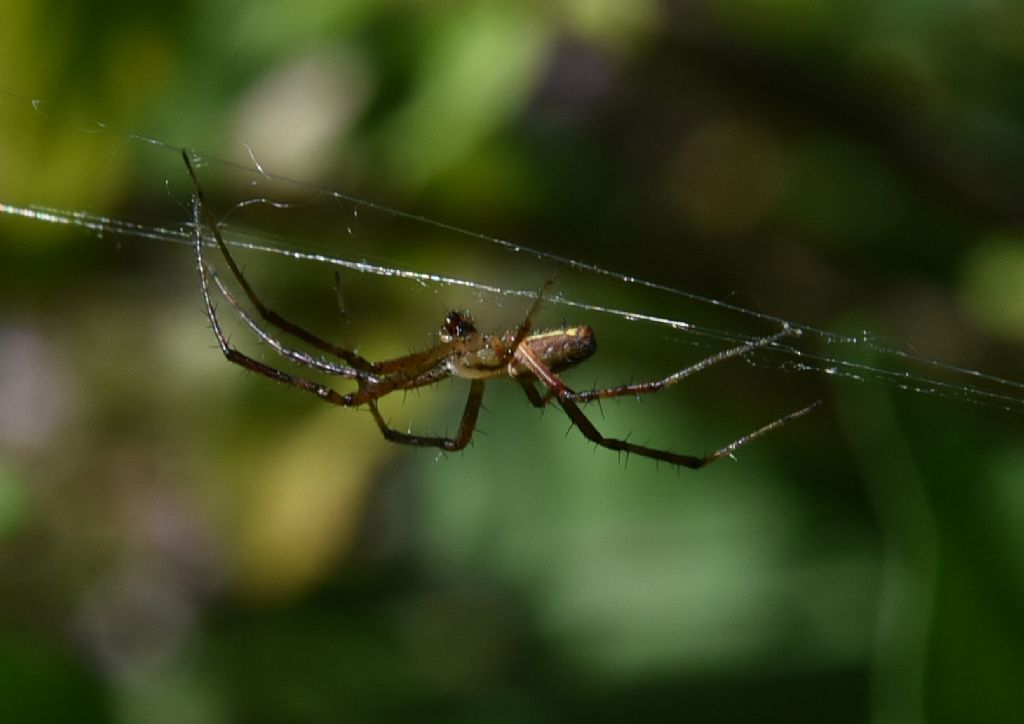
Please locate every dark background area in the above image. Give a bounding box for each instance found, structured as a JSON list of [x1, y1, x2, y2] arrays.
[[1, 2, 1024, 722]]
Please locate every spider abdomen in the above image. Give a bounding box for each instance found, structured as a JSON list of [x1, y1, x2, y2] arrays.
[[514, 326, 596, 375]]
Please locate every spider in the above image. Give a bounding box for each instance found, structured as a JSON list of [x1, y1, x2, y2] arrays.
[[183, 150, 819, 469]]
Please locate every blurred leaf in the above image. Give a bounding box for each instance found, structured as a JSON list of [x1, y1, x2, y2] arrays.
[[959, 233, 1024, 341]]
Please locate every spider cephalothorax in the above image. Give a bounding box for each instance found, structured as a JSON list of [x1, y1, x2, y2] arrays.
[[184, 150, 818, 468]]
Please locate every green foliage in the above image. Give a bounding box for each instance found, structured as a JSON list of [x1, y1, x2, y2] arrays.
[[2, 1, 1024, 721]]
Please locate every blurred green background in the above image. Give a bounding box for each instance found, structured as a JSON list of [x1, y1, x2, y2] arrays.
[[2, 1, 1024, 722]]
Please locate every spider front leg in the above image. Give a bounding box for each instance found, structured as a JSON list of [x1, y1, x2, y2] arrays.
[[191, 197, 371, 407], [182, 149, 375, 373]]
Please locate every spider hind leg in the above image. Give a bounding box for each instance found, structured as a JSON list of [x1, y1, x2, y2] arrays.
[[515, 331, 819, 469]]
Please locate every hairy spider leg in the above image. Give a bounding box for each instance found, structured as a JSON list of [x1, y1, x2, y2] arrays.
[[206, 257, 487, 404], [516, 378, 551, 408], [514, 340, 820, 468], [207, 259, 467, 394], [570, 327, 796, 403], [188, 150, 507, 393], [503, 273, 558, 361], [193, 199, 362, 405], [697, 399, 821, 465], [186, 149, 474, 390], [182, 149, 376, 373], [367, 380, 486, 451], [514, 328, 797, 411], [206, 266, 371, 380]]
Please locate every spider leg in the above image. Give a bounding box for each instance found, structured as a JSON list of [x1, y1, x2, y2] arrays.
[[194, 191, 469, 395], [698, 399, 821, 465], [500, 273, 558, 363], [366, 380, 486, 451], [571, 328, 797, 403], [516, 379, 547, 408], [516, 342, 819, 469], [182, 149, 376, 372], [192, 197, 374, 407], [205, 261, 373, 381], [516, 378, 558, 409], [196, 207, 462, 406]]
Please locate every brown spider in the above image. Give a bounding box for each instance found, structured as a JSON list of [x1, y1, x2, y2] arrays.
[[184, 150, 818, 469]]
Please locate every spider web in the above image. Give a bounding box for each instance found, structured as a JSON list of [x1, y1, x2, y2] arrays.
[[3, 93, 1024, 416]]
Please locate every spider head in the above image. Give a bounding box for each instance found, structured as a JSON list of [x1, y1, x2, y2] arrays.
[[440, 310, 478, 342]]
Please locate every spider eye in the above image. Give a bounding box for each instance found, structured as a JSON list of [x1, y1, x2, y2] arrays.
[[442, 311, 477, 339]]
